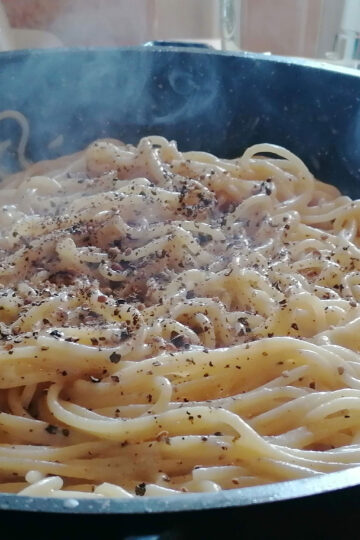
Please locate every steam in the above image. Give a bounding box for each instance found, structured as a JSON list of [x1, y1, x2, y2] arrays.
[[4, 0, 154, 48], [153, 59, 220, 126], [0, 42, 226, 178], [50, 1, 152, 47], [0, 0, 232, 180]]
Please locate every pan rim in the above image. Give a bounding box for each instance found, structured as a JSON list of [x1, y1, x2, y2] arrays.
[[0, 45, 359, 80], [0, 467, 360, 514]]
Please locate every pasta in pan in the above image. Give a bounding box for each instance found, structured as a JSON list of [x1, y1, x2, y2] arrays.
[[0, 133, 360, 498]]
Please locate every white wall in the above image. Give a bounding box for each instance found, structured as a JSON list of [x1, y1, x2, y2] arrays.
[[154, 0, 218, 40]]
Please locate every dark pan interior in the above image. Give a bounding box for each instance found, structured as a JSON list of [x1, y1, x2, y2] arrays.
[[0, 46, 360, 533], [0, 46, 360, 195]]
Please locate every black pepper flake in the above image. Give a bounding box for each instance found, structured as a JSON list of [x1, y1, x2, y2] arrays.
[[135, 482, 146, 496], [109, 351, 122, 364], [291, 323, 299, 331], [45, 424, 58, 435], [111, 375, 120, 383], [170, 332, 186, 348], [198, 233, 212, 246], [50, 329, 63, 339], [62, 428, 70, 437]]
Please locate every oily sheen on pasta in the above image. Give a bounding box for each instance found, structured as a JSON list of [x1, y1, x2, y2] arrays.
[[0, 136, 360, 499]]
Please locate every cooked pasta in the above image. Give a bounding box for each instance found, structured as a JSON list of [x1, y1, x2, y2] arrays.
[[0, 133, 360, 498]]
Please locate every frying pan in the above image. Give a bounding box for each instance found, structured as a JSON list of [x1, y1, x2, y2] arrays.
[[1, 43, 360, 539]]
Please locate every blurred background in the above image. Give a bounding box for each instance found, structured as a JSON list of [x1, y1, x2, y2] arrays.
[[0, 0, 359, 68]]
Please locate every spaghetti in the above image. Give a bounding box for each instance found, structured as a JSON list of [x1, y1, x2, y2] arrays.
[[0, 135, 360, 498]]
